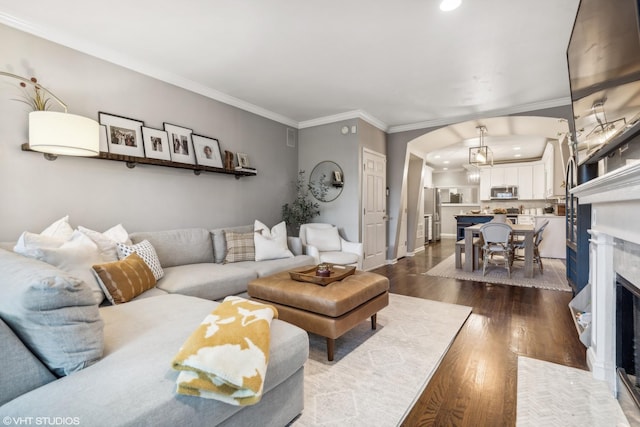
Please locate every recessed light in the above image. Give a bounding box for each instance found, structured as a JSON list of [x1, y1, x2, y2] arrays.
[[443, 167, 449, 171], [514, 154, 522, 158], [434, 155, 441, 159], [513, 146, 521, 150], [443, 160, 450, 164], [440, 0, 461, 11]]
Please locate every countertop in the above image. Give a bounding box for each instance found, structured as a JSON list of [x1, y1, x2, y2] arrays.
[[454, 213, 565, 218]]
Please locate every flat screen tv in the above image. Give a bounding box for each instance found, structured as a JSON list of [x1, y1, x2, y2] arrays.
[[567, 0, 640, 165]]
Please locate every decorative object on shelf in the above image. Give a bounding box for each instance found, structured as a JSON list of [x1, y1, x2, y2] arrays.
[[192, 134, 223, 168], [98, 112, 145, 157], [1, 71, 99, 159], [309, 160, 342, 202], [282, 170, 320, 236], [237, 152, 250, 168], [224, 150, 234, 170], [164, 123, 195, 165], [469, 125, 493, 166], [332, 170, 343, 187], [235, 152, 257, 173], [141, 126, 171, 161]]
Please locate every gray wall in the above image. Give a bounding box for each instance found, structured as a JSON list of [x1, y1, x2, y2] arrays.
[[297, 118, 385, 243], [298, 120, 359, 241], [0, 24, 298, 241]]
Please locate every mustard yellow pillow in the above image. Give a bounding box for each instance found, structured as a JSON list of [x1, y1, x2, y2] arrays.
[[92, 253, 156, 304]]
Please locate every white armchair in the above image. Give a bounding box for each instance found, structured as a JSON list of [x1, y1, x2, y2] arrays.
[[299, 223, 363, 270]]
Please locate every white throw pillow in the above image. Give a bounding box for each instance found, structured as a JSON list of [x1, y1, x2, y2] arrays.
[[41, 215, 74, 239], [254, 220, 294, 262], [14, 215, 74, 256], [34, 231, 106, 305], [78, 224, 131, 262], [306, 226, 342, 252]]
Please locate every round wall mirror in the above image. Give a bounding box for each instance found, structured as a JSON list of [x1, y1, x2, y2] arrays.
[[309, 161, 344, 202]]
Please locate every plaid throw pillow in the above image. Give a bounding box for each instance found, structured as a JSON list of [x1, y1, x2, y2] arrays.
[[224, 231, 255, 263]]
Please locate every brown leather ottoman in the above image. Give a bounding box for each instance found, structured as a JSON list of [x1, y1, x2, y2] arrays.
[[247, 268, 389, 361]]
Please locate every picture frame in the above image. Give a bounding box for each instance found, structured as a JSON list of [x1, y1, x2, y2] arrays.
[[98, 112, 145, 157], [142, 127, 171, 161], [237, 152, 250, 168], [192, 134, 223, 168], [164, 123, 195, 165]]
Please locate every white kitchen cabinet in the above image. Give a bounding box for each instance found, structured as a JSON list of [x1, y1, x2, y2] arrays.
[[532, 163, 545, 199], [490, 166, 518, 186], [480, 167, 491, 200], [518, 165, 533, 199], [490, 167, 505, 186], [481, 162, 547, 200], [503, 166, 518, 185]]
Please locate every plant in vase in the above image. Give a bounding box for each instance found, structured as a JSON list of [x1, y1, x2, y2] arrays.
[[282, 170, 321, 236], [12, 76, 53, 111], [492, 207, 508, 223]]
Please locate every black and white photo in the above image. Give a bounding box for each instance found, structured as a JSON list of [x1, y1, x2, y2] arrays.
[[193, 134, 223, 168], [163, 123, 195, 164], [98, 112, 145, 157], [142, 126, 171, 161]]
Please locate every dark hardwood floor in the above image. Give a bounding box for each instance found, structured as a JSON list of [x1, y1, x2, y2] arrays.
[[370, 239, 587, 427]]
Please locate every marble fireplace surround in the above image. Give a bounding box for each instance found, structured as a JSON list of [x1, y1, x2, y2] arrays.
[[572, 162, 640, 394]]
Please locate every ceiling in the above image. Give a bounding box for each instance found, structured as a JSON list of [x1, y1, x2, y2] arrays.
[[417, 116, 570, 171], [0, 0, 580, 133]]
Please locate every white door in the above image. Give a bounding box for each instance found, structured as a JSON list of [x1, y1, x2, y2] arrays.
[[362, 149, 387, 270]]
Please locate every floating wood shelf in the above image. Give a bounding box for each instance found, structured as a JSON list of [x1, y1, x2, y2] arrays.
[[21, 143, 256, 179]]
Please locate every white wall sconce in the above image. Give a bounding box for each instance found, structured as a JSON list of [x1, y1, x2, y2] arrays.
[[1, 71, 99, 160]]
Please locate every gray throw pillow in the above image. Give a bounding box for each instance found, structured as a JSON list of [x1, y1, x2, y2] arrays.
[[0, 249, 104, 377]]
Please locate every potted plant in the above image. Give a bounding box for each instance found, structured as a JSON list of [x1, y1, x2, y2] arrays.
[[492, 207, 508, 223], [282, 170, 321, 236]]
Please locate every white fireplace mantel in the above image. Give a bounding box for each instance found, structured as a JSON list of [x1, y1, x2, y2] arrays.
[[571, 162, 640, 393], [572, 162, 640, 247]]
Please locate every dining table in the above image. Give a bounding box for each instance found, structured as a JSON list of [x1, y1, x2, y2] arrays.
[[464, 223, 536, 278]]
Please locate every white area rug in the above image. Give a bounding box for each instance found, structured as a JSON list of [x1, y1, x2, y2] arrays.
[[425, 254, 571, 292], [517, 356, 629, 427], [292, 293, 472, 427]]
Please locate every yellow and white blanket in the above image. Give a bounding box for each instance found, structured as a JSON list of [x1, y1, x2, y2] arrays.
[[171, 296, 278, 406]]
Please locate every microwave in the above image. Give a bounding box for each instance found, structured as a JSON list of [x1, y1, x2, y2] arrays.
[[490, 186, 518, 200]]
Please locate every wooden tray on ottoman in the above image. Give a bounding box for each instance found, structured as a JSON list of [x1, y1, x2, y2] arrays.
[[289, 264, 356, 286]]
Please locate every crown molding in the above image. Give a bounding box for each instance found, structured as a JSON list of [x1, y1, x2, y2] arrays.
[[0, 12, 299, 129], [387, 97, 572, 134], [298, 110, 388, 132]]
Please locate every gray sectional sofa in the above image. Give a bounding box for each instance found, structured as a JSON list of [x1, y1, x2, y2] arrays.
[[0, 224, 315, 426]]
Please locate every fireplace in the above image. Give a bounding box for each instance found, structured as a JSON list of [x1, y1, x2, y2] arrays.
[[616, 274, 640, 423], [571, 162, 640, 424]]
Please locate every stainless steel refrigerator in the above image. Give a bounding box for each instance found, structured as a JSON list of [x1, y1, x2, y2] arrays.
[[424, 187, 441, 241]]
